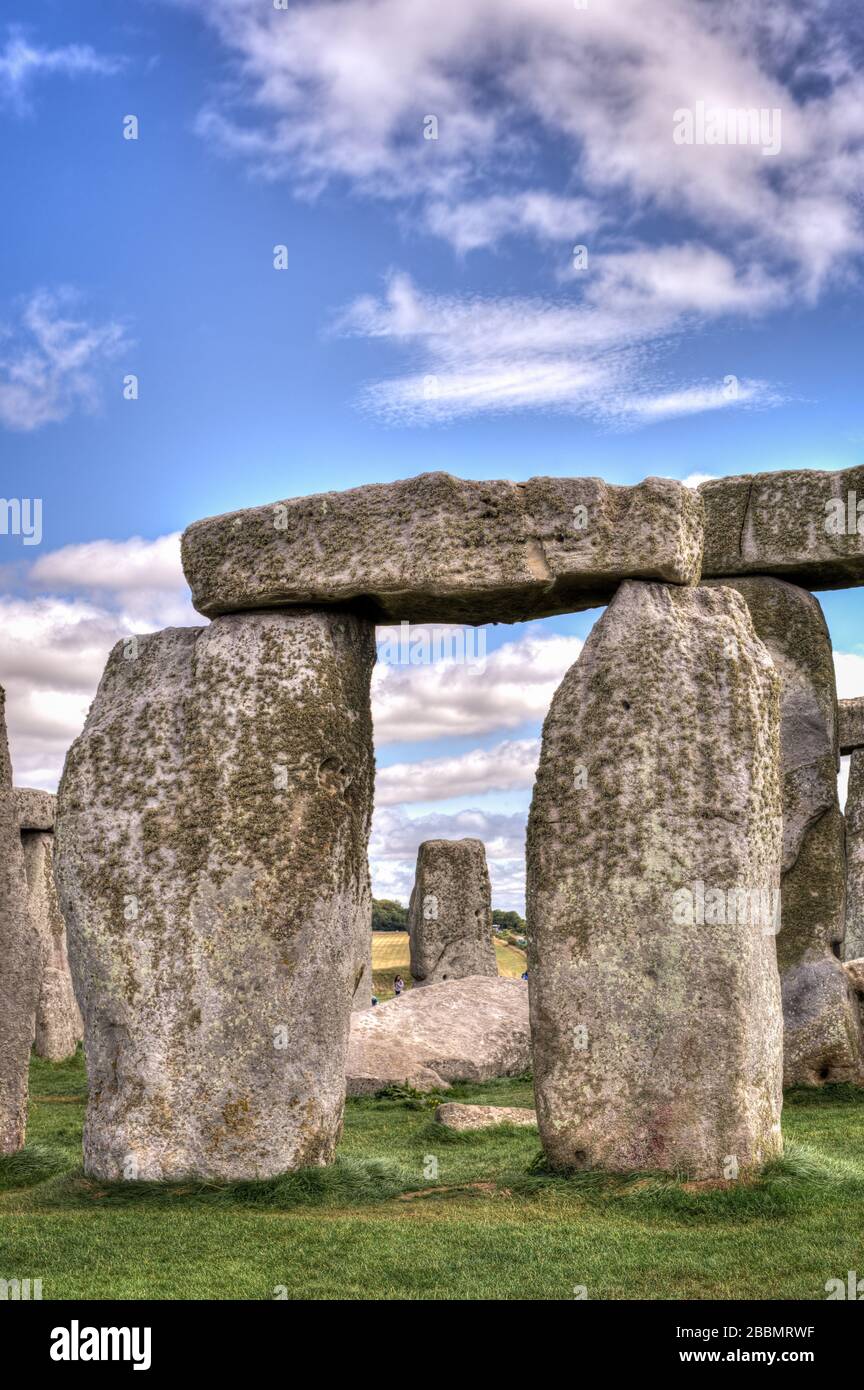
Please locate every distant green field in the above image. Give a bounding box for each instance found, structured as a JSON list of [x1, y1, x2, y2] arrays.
[[371, 931, 526, 999], [2, 1050, 863, 1300]]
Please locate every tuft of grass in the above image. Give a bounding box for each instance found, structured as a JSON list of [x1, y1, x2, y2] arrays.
[[371, 1084, 449, 1110], [785, 1083, 864, 1107], [0, 1142, 72, 1190], [422, 1120, 538, 1146]]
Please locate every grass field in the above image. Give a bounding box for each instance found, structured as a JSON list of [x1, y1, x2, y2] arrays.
[[371, 931, 526, 1000], [1, 1050, 863, 1300]]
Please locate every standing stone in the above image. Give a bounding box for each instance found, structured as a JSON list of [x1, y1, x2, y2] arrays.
[[408, 838, 496, 987], [528, 581, 784, 1177], [16, 790, 83, 1063], [55, 610, 375, 1181], [847, 750, 864, 963], [707, 579, 863, 1085], [0, 687, 41, 1154]]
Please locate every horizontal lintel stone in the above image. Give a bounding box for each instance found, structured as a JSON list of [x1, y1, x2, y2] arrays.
[[701, 465, 864, 590], [840, 698, 864, 755], [15, 788, 56, 832], [182, 472, 704, 625]]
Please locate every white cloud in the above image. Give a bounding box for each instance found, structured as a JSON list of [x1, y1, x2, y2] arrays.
[[834, 650, 864, 700], [832, 652, 863, 812], [185, 0, 864, 289], [424, 192, 601, 254], [337, 258, 785, 425], [28, 533, 194, 628], [613, 379, 781, 426], [2, 535, 198, 789], [182, 0, 864, 424], [377, 738, 539, 806], [0, 290, 129, 432], [0, 595, 131, 789], [0, 28, 122, 112], [373, 629, 583, 743], [840, 754, 850, 812]]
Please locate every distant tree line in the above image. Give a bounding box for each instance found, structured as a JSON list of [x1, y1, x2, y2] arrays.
[[371, 900, 527, 938], [492, 910, 525, 934], [371, 899, 409, 931]]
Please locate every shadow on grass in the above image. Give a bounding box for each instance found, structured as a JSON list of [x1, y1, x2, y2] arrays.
[[42, 1156, 413, 1211], [784, 1083, 864, 1107], [36, 1136, 853, 1225], [0, 1142, 72, 1190]]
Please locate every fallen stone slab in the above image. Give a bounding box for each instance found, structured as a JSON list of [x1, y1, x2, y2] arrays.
[[56, 610, 376, 1181], [182, 472, 704, 625], [0, 690, 41, 1155], [528, 580, 785, 1178], [408, 838, 496, 986], [434, 1103, 537, 1131], [701, 465, 864, 590], [15, 787, 55, 832], [346, 976, 529, 1096], [840, 698, 864, 755], [706, 579, 863, 1086]]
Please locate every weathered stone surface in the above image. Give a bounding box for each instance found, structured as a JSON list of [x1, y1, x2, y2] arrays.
[[528, 581, 784, 1177], [779, 803, 862, 1083], [20, 830, 82, 1062], [353, 941, 374, 1013], [15, 788, 55, 832], [846, 749, 864, 964], [840, 698, 864, 755], [701, 465, 864, 589], [434, 1102, 537, 1131], [708, 579, 863, 1085], [0, 688, 41, 1154], [55, 610, 376, 1180], [182, 473, 704, 625], [346, 976, 529, 1095], [408, 838, 496, 987], [844, 959, 864, 995]]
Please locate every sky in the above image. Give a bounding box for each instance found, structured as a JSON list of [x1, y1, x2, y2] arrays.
[[1, 0, 863, 912]]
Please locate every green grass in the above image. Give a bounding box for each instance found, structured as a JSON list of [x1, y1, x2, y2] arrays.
[[2, 1049, 863, 1299]]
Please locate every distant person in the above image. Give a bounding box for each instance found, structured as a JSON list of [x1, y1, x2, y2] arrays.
[[371, 995, 379, 1007], [521, 970, 528, 981], [394, 975, 405, 997]]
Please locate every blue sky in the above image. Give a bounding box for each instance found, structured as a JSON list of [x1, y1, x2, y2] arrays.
[[1, 0, 863, 909]]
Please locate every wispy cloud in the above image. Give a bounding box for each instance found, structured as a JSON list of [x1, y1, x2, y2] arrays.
[[0, 27, 122, 113], [336, 256, 785, 425], [377, 738, 539, 806], [0, 289, 129, 432], [424, 193, 602, 254]]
